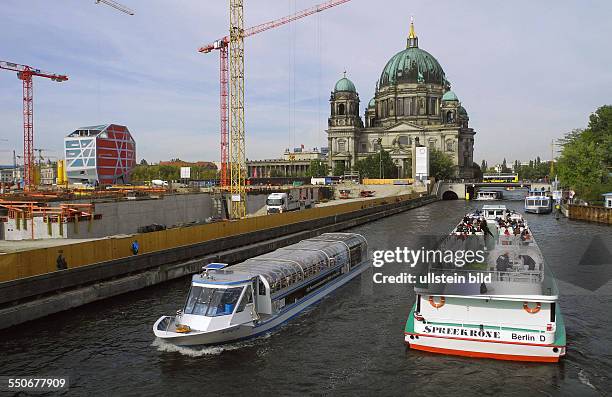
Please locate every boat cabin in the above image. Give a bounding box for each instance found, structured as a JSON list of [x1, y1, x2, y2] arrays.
[[179, 233, 367, 330]]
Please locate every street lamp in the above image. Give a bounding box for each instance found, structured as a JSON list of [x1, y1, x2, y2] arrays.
[[378, 138, 383, 179]]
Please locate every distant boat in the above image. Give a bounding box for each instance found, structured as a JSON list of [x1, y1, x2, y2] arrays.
[[524, 189, 553, 214], [475, 190, 503, 201]]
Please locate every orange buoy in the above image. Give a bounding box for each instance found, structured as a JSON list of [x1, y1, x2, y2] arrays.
[[429, 295, 446, 309], [523, 302, 541, 314]]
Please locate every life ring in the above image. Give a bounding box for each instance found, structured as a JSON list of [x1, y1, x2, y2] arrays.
[[429, 296, 445, 309], [175, 324, 191, 333], [523, 302, 541, 314]]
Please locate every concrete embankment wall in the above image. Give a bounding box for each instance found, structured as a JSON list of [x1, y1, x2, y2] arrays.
[[0, 194, 436, 329], [2, 192, 269, 240], [567, 204, 612, 224]]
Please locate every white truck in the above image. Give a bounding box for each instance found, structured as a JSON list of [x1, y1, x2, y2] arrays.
[[151, 179, 169, 187], [266, 188, 314, 214]]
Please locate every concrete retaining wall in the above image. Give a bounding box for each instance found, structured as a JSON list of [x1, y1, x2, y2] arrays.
[[568, 204, 612, 224], [2, 193, 269, 240], [0, 195, 436, 329]]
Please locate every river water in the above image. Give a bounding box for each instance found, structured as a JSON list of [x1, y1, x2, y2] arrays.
[[0, 194, 611, 396]]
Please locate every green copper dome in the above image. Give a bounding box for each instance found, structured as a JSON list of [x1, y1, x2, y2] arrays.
[[368, 98, 375, 107], [442, 90, 458, 101], [458, 105, 468, 116], [379, 47, 445, 87], [334, 77, 356, 93]]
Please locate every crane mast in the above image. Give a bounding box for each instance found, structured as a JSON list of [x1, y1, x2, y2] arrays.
[[0, 61, 68, 191], [228, 0, 246, 218]]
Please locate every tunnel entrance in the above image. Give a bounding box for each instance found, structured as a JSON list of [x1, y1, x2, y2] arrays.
[[442, 191, 459, 200]]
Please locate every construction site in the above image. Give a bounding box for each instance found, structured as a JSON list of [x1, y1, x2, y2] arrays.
[[0, 0, 433, 328]]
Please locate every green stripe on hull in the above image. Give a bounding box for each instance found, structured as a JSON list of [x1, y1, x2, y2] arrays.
[[554, 308, 567, 346], [405, 302, 416, 333]]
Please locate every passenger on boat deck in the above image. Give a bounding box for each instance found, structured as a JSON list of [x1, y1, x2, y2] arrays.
[[519, 254, 536, 270], [520, 229, 531, 241], [496, 253, 511, 271], [480, 219, 494, 238], [513, 227, 521, 236], [503, 228, 511, 236]]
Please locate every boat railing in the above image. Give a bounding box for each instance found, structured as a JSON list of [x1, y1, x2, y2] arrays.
[[429, 268, 544, 284]]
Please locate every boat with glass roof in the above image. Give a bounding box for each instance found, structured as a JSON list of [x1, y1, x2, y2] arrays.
[[153, 233, 368, 346], [404, 205, 566, 362]]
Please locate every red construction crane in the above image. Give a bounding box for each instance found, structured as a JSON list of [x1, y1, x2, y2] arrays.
[[0, 61, 68, 190], [199, 0, 352, 187]]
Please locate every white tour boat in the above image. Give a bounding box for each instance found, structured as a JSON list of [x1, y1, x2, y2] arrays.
[[475, 190, 503, 201], [154, 233, 368, 346], [525, 189, 553, 214], [405, 205, 566, 362]]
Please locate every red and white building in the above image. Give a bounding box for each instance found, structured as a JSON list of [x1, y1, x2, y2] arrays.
[[64, 124, 136, 185]]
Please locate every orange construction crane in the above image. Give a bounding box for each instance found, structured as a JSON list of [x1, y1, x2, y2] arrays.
[[0, 61, 68, 191], [199, 0, 352, 189]]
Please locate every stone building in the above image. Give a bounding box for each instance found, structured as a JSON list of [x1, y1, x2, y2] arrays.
[[247, 148, 326, 178], [326, 20, 476, 178]]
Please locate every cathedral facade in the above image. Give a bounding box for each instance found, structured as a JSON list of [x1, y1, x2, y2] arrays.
[[326, 21, 476, 178]]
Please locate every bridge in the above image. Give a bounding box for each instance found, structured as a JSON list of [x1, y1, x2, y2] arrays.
[[436, 181, 553, 200]]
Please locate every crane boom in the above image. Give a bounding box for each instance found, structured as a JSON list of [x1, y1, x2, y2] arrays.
[[95, 0, 135, 15], [0, 61, 68, 82], [199, 0, 351, 53]]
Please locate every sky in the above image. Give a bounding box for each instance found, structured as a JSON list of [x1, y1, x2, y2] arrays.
[[0, 0, 611, 166]]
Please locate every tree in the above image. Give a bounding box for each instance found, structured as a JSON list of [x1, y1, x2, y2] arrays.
[[429, 149, 455, 180], [333, 161, 346, 177], [139, 159, 148, 166], [353, 149, 397, 178], [556, 105, 612, 202], [472, 162, 483, 180], [501, 158, 509, 173], [306, 159, 329, 177]]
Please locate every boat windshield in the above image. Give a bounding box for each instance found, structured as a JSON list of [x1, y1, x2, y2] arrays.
[[184, 286, 244, 317], [267, 198, 284, 205]]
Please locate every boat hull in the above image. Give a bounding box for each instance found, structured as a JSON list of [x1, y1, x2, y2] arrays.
[[404, 334, 564, 362], [154, 261, 369, 346], [525, 207, 552, 214], [404, 304, 566, 363]]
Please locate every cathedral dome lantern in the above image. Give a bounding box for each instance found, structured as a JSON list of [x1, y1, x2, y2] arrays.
[[378, 19, 446, 88]]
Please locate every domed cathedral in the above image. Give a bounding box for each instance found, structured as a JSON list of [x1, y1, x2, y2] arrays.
[[326, 19, 476, 178]]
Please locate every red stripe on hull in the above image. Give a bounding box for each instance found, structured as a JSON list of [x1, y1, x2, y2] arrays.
[[407, 343, 560, 363]]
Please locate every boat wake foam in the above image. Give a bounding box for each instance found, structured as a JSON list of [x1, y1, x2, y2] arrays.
[[151, 333, 272, 357]]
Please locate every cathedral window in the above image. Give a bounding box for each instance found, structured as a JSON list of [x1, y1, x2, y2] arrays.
[[372, 139, 381, 152], [398, 136, 410, 146], [338, 103, 345, 116], [446, 139, 454, 152], [446, 111, 454, 123], [397, 99, 403, 116], [337, 139, 346, 153], [428, 138, 436, 149]]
